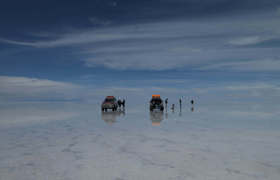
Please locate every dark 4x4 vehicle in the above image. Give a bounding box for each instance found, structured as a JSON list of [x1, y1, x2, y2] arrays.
[[101, 96, 118, 111], [150, 95, 164, 111]]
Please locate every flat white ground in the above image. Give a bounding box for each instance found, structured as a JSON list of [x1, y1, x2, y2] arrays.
[[0, 102, 279, 180]]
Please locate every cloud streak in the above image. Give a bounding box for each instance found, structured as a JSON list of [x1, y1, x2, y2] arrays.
[[1, 10, 280, 71], [198, 59, 280, 72], [229, 36, 272, 46], [0, 76, 82, 101]]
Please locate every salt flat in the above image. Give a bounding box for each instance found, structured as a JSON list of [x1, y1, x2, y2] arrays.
[[0, 102, 279, 180]]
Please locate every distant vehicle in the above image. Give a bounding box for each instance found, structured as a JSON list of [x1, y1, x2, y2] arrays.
[[150, 95, 164, 111], [101, 96, 118, 111]]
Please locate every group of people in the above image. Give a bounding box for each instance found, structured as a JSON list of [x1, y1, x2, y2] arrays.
[[117, 97, 193, 111], [117, 99, 126, 109], [165, 98, 194, 111]]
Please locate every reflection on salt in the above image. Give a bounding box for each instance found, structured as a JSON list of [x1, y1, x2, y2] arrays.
[[101, 110, 125, 125], [150, 111, 164, 126], [191, 107, 194, 112], [0, 101, 280, 180], [179, 110, 182, 117], [165, 112, 168, 119]]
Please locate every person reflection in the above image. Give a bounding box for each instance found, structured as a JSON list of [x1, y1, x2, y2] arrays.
[[150, 111, 164, 126], [101, 110, 125, 125], [179, 108, 182, 116], [171, 104, 175, 113]]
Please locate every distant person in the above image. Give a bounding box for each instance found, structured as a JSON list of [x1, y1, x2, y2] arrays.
[[165, 98, 168, 107], [122, 99, 126, 108], [171, 104, 175, 112], [191, 107, 194, 112], [117, 99, 122, 109], [179, 98, 182, 109], [191, 99, 194, 105], [179, 100, 182, 116]]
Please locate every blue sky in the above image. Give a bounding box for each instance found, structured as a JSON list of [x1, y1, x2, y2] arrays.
[[0, 0, 280, 102]]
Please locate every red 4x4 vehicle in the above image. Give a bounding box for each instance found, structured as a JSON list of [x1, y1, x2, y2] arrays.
[[101, 96, 118, 111]]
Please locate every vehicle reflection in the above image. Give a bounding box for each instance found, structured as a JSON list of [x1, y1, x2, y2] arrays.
[[150, 111, 164, 126], [101, 110, 125, 125]]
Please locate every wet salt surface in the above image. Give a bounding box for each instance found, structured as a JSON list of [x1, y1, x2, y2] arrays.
[[0, 102, 280, 180]]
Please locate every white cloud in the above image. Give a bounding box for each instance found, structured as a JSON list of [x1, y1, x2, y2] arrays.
[[226, 83, 279, 91], [0, 38, 37, 46], [229, 36, 270, 46], [0, 76, 82, 101], [198, 59, 280, 72], [1, 12, 280, 71]]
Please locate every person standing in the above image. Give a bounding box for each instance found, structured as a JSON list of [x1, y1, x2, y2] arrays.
[[191, 99, 194, 105], [171, 104, 175, 112], [179, 98, 182, 109], [117, 99, 122, 109], [122, 99, 126, 109], [190, 99, 194, 112], [165, 98, 168, 108]]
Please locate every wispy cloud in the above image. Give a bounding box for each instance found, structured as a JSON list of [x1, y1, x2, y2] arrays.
[[1, 11, 280, 71], [0, 76, 82, 101], [229, 36, 271, 46], [0, 38, 37, 46], [198, 58, 280, 72]]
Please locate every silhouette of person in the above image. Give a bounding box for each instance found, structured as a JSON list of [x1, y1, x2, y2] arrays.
[[165, 98, 168, 107], [191, 99, 194, 105], [171, 104, 175, 112], [122, 99, 126, 108], [117, 99, 122, 109], [179, 98, 182, 109]]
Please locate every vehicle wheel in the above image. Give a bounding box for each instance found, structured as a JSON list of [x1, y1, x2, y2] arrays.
[[102, 108, 104, 111]]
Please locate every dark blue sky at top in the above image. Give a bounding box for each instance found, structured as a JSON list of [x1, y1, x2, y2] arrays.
[[0, 0, 280, 86], [1, 0, 279, 36]]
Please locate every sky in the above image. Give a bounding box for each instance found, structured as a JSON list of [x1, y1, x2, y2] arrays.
[[0, 0, 280, 102]]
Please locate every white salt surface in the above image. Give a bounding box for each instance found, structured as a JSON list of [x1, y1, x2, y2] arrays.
[[0, 102, 279, 180]]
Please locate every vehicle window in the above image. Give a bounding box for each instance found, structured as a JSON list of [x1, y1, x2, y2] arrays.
[[105, 98, 115, 102], [151, 99, 162, 104]]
